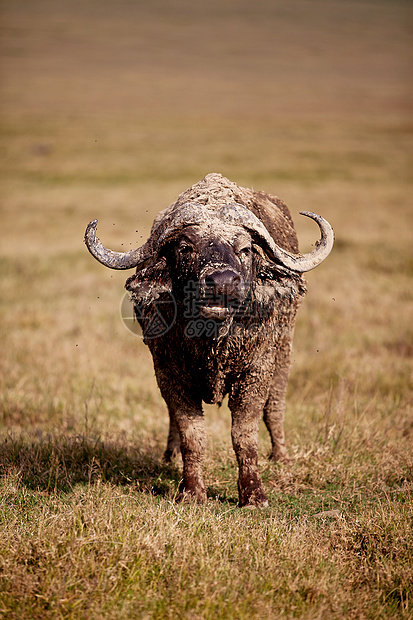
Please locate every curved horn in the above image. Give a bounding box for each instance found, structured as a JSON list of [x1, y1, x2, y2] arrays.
[[295, 211, 335, 272], [84, 220, 153, 270], [84, 206, 210, 270], [220, 204, 334, 272]]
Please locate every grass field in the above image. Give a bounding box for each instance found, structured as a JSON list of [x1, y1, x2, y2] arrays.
[[1, 0, 412, 618]]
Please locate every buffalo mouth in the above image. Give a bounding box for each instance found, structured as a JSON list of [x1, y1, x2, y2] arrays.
[[199, 304, 230, 320], [184, 272, 249, 321], [198, 292, 244, 320]]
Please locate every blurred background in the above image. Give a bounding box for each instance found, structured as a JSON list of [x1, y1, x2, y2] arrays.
[[1, 0, 412, 438]]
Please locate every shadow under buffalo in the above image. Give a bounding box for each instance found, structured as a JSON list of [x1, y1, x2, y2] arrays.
[[0, 432, 186, 498]]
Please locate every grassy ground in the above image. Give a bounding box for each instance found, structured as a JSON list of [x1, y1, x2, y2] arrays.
[[1, 0, 412, 618]]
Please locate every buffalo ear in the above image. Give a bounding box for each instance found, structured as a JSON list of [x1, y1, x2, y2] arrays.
[[125, 257, 172, 303]]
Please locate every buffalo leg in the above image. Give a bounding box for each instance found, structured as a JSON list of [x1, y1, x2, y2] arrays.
[[174, 404, 207, 503], [263, 337, 292, 462], [156, 371, 207, 503], [163, 406, 181, 462], [229, 392, 269, 508]]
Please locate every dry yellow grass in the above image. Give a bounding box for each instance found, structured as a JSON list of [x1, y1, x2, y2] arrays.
[[1, 0, 412, 618]]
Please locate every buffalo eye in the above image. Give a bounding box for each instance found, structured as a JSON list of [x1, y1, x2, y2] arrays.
[[178, 243, 194, 256], [234, 234, 252, 258], [237, 246, 252, 258]]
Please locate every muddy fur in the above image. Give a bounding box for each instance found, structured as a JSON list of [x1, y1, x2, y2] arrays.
[[124, 173, 309, 507]]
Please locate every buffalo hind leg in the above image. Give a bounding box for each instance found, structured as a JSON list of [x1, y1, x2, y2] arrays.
[[263, 337, 292, 463], [163, 406, 181, 463], [229, 393, 269, 508]]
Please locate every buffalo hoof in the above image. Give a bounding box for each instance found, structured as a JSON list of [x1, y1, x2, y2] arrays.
[[268, 447, 291, 464], [176, 488, 207, 505], [163, 446, 181, 463], [238, 468, 269, 508], [239, 486, 269, 509], [242, 499, 269, 510]]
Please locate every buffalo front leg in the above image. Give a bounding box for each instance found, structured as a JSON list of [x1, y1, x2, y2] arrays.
[[263, 337, 292, 463], [156, 372, 207, 503], [175, 406, 207, 503], [229, 393, 269, 508]]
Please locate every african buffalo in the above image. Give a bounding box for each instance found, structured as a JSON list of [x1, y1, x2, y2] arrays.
[[85, 173, 334, 507]]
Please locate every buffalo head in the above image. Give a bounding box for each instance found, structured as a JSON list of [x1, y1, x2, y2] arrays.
[[85, 199, 334, 328]]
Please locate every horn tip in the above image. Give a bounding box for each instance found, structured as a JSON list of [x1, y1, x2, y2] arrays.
[[85, 219, 98, 245]]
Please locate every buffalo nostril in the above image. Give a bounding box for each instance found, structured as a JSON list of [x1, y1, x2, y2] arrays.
[[204, 276, 215, 289], [205, 270, 242, 291]]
